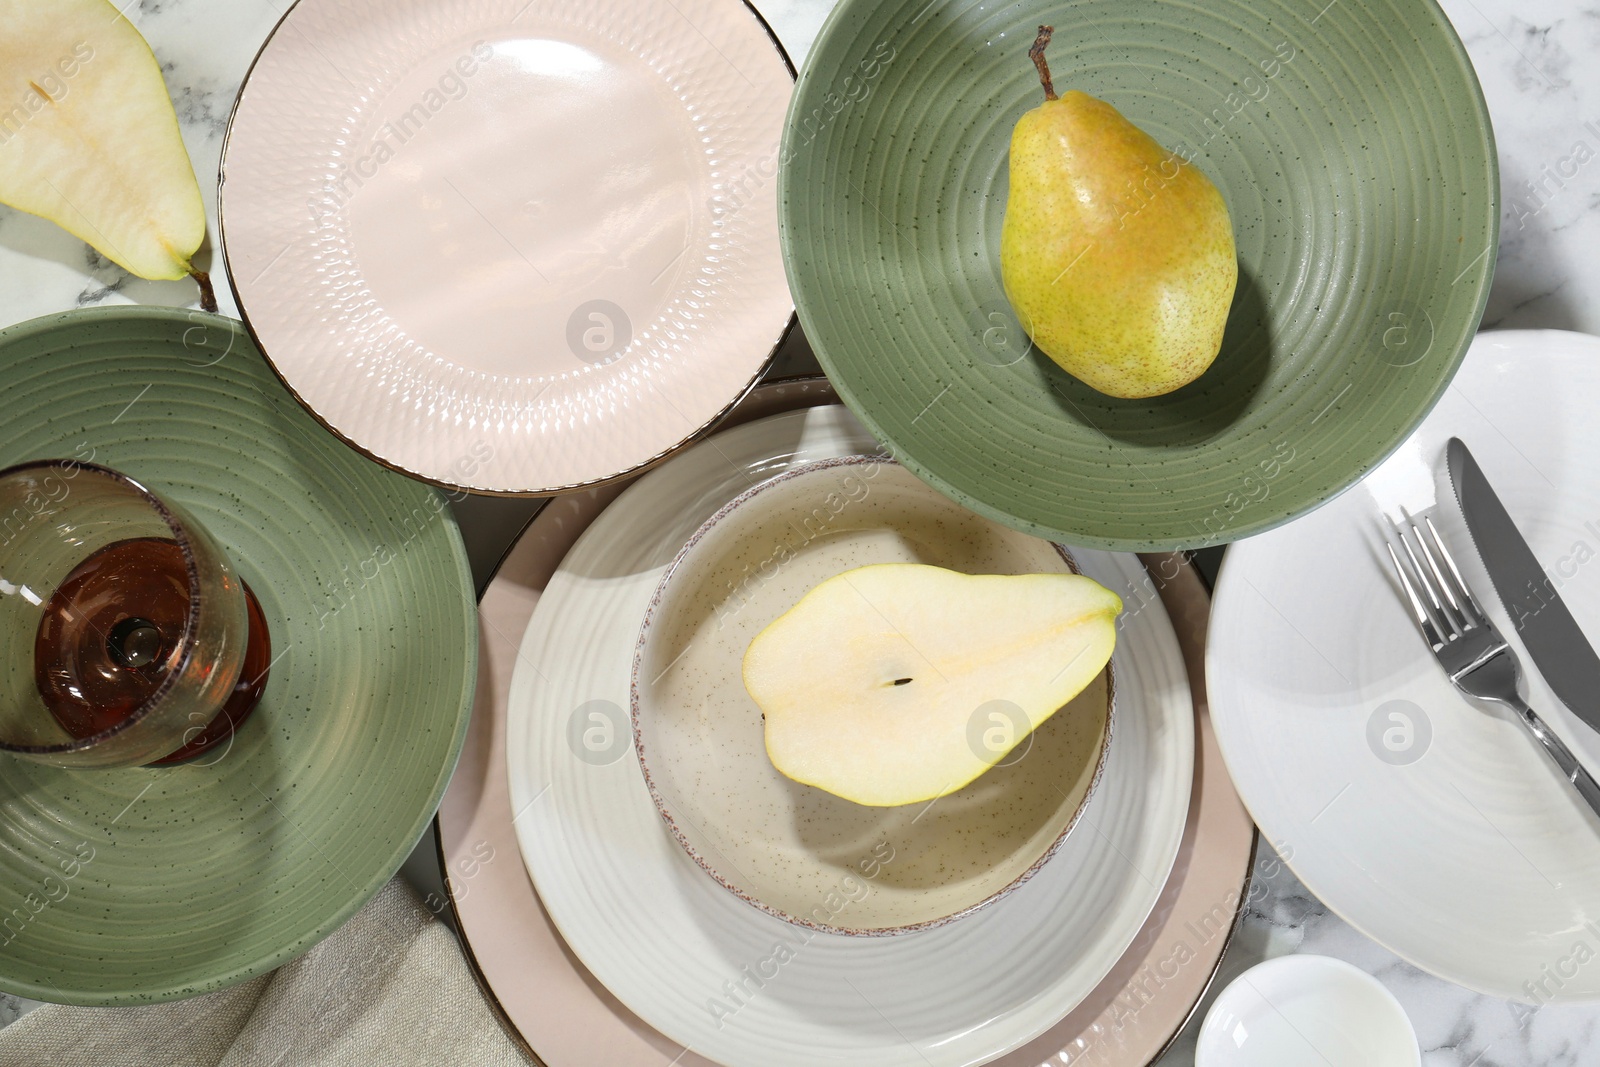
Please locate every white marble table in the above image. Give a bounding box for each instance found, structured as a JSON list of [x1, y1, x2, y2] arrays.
[[2, 0, 1597, 1063]]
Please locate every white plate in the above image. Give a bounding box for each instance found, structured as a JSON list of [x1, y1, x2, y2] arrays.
[[1209, 330, 1600, 1001], [220, 0, 793, 493], [1196, 956, 1418, 1067], [505, 405, 1194, 1067]]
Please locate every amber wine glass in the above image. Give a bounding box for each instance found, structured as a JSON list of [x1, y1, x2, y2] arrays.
[[0, 460, 272, 768]]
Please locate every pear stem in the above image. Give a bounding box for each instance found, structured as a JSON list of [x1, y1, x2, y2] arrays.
[[1029, 25, 1057, 101], [190, 269, 217, 313]]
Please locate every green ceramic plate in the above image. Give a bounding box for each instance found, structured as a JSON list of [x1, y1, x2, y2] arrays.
[[0, 307, 476, 1004], [780, 0, 1497, 549]]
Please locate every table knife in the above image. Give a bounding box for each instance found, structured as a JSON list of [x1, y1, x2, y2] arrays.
[[1448, 436, 1600, 736]]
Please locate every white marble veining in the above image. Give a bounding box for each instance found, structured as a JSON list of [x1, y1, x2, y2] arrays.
[[1155, 843, 1600, 1067], [2, 0, 1599, 1063], [1438, 0, 1600, 333]]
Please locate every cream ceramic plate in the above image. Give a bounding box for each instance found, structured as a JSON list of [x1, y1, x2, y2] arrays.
[[439, 381, 1254, 1067], [220, 0, 794, 493], [506, 405, 1194, 1066], [632, 458, 1111, 935], [1209, 330, 1600, 1000]]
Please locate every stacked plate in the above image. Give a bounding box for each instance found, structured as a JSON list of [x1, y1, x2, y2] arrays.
[[507, 403, 1190, 1065], [440, 381, 1259, 1066]]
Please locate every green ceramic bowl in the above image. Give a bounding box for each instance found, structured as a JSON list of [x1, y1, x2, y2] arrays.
[[0, 307, 476, 1003], [780, 0, 1497, 549]]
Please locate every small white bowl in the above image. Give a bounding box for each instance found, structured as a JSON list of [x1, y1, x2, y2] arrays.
[[1197, 955, 1420, 1067], [630, 456, 1114, 935]]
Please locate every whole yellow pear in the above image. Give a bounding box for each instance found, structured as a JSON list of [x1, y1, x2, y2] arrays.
[[1001, 26, 1236, 399]]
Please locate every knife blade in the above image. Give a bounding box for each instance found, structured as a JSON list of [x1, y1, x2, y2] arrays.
[[1447, 436, 1600, 735]]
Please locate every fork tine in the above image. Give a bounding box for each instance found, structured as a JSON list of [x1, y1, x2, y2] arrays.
[[1424, 516, 1488, 625], [1396, 526, 1441, 613], [1407, 514, 1468, 630], [1395, 523, 1460, 639], [1387, 541, 1445, 649]]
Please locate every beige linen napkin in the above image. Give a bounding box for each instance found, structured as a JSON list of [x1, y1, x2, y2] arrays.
[[0, 878, 535, 1067]]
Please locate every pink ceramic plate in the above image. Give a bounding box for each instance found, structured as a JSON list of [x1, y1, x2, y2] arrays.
[[220, 0, 794, 494], [437, 377, 1257, 1066]]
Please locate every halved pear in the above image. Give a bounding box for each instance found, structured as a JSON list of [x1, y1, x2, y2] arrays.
[[0, 0, 214, 308], [743, 563, 1120, 807]]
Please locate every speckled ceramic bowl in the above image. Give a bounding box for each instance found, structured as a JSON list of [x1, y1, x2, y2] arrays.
[[779, 0, 1496, 550], [0, 307, 475, 1004], [630, 456, 1113, 935]]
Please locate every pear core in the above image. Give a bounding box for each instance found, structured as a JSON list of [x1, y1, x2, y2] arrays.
[[742, 563, 1120, 807]]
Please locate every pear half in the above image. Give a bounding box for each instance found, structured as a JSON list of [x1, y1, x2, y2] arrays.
[[0, 0, 214, 308], [743, 563, 1120, 807]]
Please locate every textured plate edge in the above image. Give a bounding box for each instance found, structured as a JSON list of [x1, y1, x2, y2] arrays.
[[1130, 550, 1257, 1067], [433, 829, 552, 1067], [440, 376, 839, 1067], [216, 0, 801, 497]]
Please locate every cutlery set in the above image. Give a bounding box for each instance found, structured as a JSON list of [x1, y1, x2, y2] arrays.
[[1388, 438, 1600, 820]]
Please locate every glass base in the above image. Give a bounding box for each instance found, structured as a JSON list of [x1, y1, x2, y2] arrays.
[[148, 581, 272, 766]]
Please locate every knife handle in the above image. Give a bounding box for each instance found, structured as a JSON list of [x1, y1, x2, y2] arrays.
[[1515, 700, 1600, 819]]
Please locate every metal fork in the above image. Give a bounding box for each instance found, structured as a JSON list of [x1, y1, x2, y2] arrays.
[[1387, 514, 1600, 819]]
